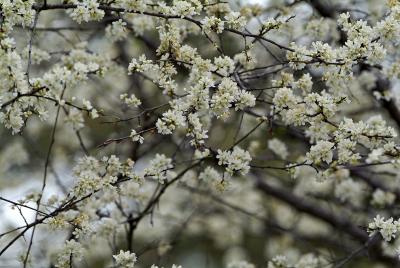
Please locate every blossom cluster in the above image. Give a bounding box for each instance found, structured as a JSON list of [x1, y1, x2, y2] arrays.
[[369, 215, 400, 242], [217, 147, 252, 176]]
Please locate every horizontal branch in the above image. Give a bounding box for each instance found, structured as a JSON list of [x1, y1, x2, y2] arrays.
[[253, 173, 368, 242]]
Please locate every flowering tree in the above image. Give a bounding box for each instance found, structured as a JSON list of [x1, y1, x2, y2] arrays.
[[2, 0, 400, 267]]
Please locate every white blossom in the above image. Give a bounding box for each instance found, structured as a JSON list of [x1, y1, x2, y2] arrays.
[[368, 215, 400, 242], [268, 138, 288, 160], [306, 141, 335, 164], [113, 250, 137, 268], [69, 0, 105, 24], [217, 147, 252, 176], [156, 109, 186, 135], [144, 154, 174, 183], [106, 20, 128, 42], [201, 16, 224, 34], [130, 129, 144, 144], [54, 240, 84, 268], [371, 189, 396, 207]]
